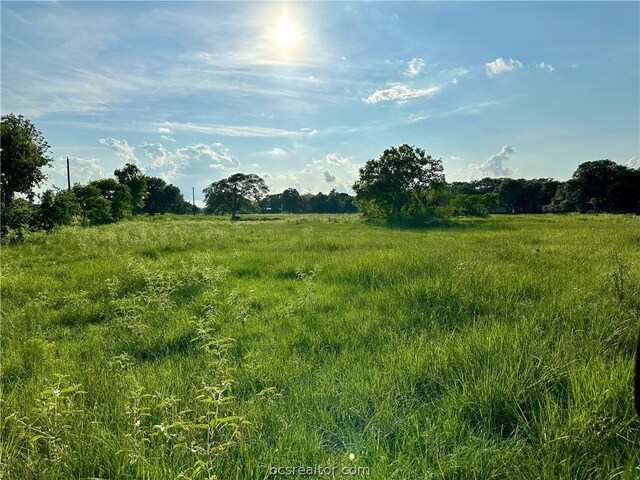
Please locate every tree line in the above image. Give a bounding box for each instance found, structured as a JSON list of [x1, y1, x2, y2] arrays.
[[2, 114, 639, 241], [202, 176, 356, 218], [447, 160, 639, 214], [352, 145, 639, 223], [2, 159, 197, 241]]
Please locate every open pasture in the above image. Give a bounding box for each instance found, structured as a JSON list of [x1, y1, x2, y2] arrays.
[[2, 214, 639, 479]]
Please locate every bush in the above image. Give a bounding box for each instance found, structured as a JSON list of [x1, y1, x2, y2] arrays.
[[449, 193, 496, 217], [1, 198, 36, 241], [73, 184, 113, 226], [36, 189, 81, 232]]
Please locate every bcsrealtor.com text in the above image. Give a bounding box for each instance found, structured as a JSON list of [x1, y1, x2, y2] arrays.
[[267, 465, 370, 477]]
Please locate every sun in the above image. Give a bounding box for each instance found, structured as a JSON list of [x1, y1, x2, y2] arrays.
[[276, 14, 298, 49]]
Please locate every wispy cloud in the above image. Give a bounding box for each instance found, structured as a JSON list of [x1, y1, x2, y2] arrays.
[[154, 121, 316, 138], [98, 137, 138, 164], [326, 153, 350, 165], [404, 57, 427, 77], [364, 83, 440, 104], [535, 62, 556, 72], [408, 100, 498, 123], [266, 147, 287, 156], [485, 57, 522, 77], [446, 66, 472, 85], [453, 67, 472, 77]]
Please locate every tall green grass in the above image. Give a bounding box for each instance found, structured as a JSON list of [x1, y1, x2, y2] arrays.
[[1, 214, 639, 478]]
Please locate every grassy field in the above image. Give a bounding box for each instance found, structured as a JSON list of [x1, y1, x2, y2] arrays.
[[1, 214, 640, 479]]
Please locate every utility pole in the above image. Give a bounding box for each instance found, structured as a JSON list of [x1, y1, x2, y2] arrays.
[[192, 187, 196, 215], [66, 157, 71, 191]]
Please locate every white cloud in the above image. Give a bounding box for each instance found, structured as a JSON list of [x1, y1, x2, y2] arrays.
[[627, 157, 639, 169], [266, 147, 287, 156], [139, 141, 239, 182], [326, 153, 350, 165], [140, 142, 171, 167], [453, 67, 471, 76], [470, 145, 516, 177], [364, 83, 440, 104], [98, 137, 138, 164], [485, 57, 523, 77], [443, 67, 471, 86], [65, 156, 107, 182], [43, 155, 107, 190], [156, 127, 173, 135], [536, 62, 556, 72], [154, 121, 314, 138], [322, 170, 337, 182], [404, 57, 427, 77], [408, 100, 498, 123], [174, 143, 240, 170], [3, 67, 143, 117]]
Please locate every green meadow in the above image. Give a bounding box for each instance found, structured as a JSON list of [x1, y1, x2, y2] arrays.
[[1, 214, 639, 479]]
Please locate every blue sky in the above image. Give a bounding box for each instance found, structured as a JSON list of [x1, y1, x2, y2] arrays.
[[2, 1, 639, 202]]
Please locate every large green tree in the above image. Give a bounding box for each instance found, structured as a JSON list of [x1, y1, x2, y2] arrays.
[[203, 173, 269, 220], [0, 114, 53, 206], [114, 163, 147, 213], [142, 177, 191, 214], [90, 179, 133, 221], [281, 188, 301, 213], [547, 160, 640, 213], [352, 144, 445, 219], [72, 184, 113, 226]]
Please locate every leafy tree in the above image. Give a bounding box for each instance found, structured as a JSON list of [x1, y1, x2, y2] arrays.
[[281, 188, 301, 213], [607, 170, 640, 213], [37, 189, 80, 231], [328, 189, 358, 213], [261, 193, 282, 213], [0, 114, 53, 207], [404, 185, 451, 219], [142, 177, 190, 214], [310, 192, 328, 213], [114, 163, 147, 213], [449, 177, 504, 196], [72, 184, 112, 226], [353, 144, 445, 220], [1, 198, 36, 240], [547, 160, 640, 213], [90, 179, 133, 221], [497, 179, 528, 213], [203, 173, 269, 220], [449, 193, 496, 217]]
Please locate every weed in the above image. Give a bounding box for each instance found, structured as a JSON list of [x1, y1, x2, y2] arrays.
[[610, 251, 629, 303]]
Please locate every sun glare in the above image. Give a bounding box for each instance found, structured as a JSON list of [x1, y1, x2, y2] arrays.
[[276, 14, 298, 49]]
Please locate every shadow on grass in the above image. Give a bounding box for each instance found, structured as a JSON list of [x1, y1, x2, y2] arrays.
[[234, 215, 285, 222], [365, 215, 493, 232], [128, 331, 195, 363]]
